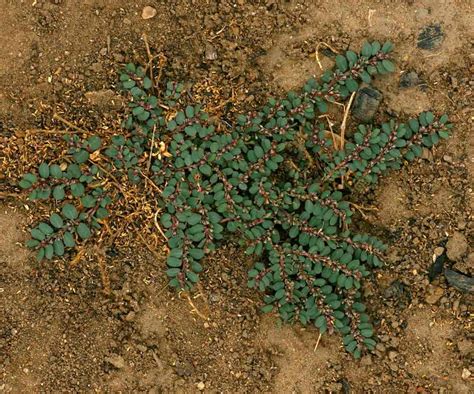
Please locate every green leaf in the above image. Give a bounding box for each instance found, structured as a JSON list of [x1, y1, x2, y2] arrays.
[[53, 239, 65, 256], [185, 105, 195, 118], [335, 55, 348, 72], [315, 315, 326, 328], [186, 271, 199, 283], [71, 183, 85, 197], [95, 207, 109, 219], [87, 136, 101, 151], [345, 50, 358, 66], [185, 125, 197, 137], [199, 164, 212, 176], [81, 195, 96, 208], [189, 248, 204, 260], [137, 110, 150, 121], [38, 163, 50, 178], [408, 118, 419, 132], [345, 78, 358, 92], [175, 111, 186, 125], [425, 111, 434, 124], [143, 77, 153, 89], [76, 223, 91, 239], [73, 150, 90, 164], [166, 268, 181, 277], [371, 41, 381, 55], [361, 328, 373, 338], [62, 204, 78, 220], [261, 305, 273, 313], [39, 222, 54, 235], [49, 164, 63, 178], [31, 228, 46, 241], [67, 164, 82, 178], [49, 185, 63, 200], [382, 59, 395, 73], [44, 244, 54, 260], [439, 114, 449, 124], [63, 232, 75, 248], [36, 247, 45, 261], [122, 80, 136, 89], [19, 179, 32, 189], [382, 41, 394, 53], [26, 239, 40, 248], [361, 42, 372, 57], [167, 256, 182, 268]]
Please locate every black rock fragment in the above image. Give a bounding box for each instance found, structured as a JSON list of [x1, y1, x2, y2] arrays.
[[444, 269, 474, 293], [418, 24, 444, 50], [352, 87, 382, 122]]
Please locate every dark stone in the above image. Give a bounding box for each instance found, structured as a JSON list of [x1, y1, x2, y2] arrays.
[[352, 87, 382, 122], [399, 71, 420, 88], [175, 361, 194, 377], [384, 280, 406, 298], [428, 253, 446, 282], [384, 280, 411, 308], [444, 269, 474, 293], [417, 24, 444, 50], [340, 378, 351, 394]]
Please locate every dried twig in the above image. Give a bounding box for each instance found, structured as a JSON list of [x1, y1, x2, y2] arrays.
[[96, 248, 111, 295], [52, 114, 89, 134], [22, 128, 86, 135], [349, 202, 379, 219], [89, 160, 127, 197], [340, 91, 356, 149], [314, 42, 338, 70], [314, 332, 322, 352], [0, 191, 20, 199], [154, 209, 169, 241], [319, 114, 339, 150], [179, 291, 209, 321], [139, 170, 163, 193], [147, 125, 156, 173], [142, 33, 156, 87]]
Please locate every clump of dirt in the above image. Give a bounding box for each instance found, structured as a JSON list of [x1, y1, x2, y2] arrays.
[[1, 0, 473, 392]]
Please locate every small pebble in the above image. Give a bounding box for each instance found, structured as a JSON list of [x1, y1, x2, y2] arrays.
[[400, 71, 420, 88], [425, 286, 444, 304], [142, 6, 157, 20], [418, 24, 445, 50], [197, 382, 205, 391], [434, 247, 445, 257], [443, 155, 453, 163], [461, 368, 471, 380], [205, 43, 218, 60], [352, 87, 382, 122], [444, 269, 474, 293], [446, 231, 468, 261], [105, 354, 126, 369], [361, 355, 373, 366], [452, 299, 460, 311]]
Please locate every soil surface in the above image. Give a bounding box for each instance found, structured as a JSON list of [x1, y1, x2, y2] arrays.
[[1, 0, 473, 392]]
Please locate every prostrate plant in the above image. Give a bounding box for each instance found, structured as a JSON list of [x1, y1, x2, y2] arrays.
[[18, 40, 452, 358]]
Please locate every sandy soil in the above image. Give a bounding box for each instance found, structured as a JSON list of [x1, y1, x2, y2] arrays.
[[1, 0, 473, 392]]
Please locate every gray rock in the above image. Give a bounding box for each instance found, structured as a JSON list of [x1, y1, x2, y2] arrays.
[[444, 269, 474, 293], [105, 354, 126, 369], [85, 89, 123, 110], [457, 339, 473, 356], [425, 285, 444, 304], [400, 71, 420, 88], [205, 43, 218, 60], [417, 24, 444, 50], [446, 231, 468, 261], [352, 87, 382, 122]]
